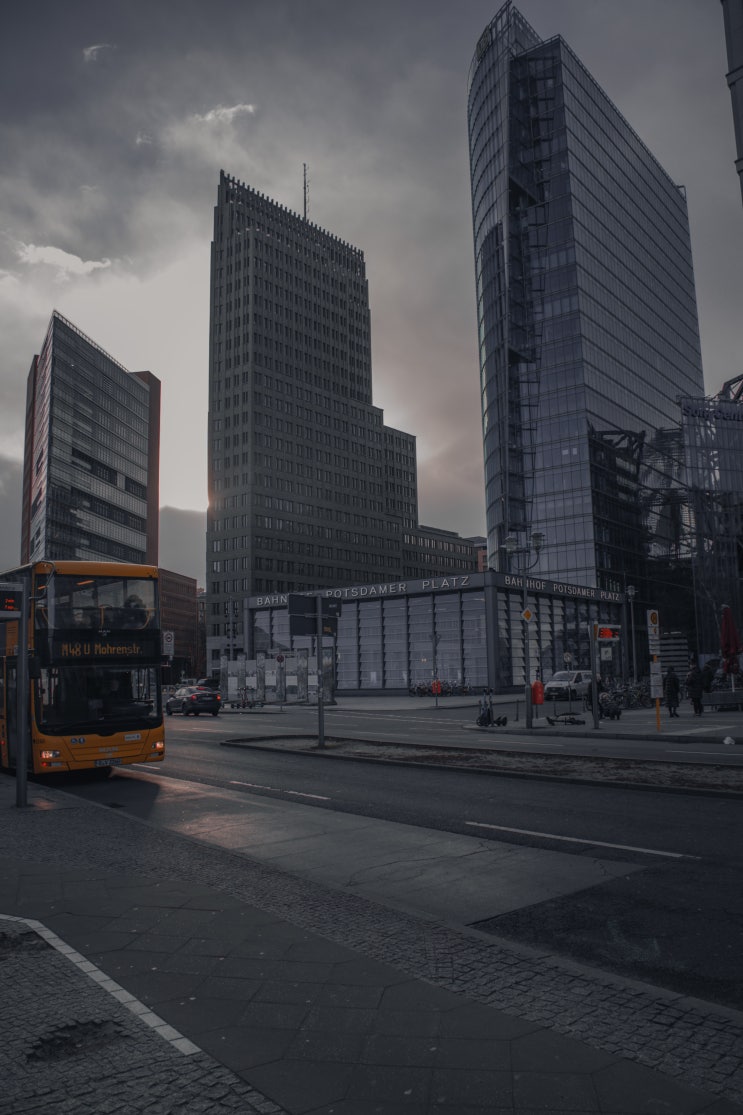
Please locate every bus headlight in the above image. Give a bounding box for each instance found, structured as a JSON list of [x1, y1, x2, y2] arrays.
[[40, 750, 61, 760], [152, 740, 164, 751]]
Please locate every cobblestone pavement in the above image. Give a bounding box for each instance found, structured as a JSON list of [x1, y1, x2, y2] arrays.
[[2, 776, 743, 1114], [1, 917, 285, 1114]]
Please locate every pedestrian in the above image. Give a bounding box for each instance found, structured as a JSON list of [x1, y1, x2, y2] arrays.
[[685, 664, 704, 716], [663, 666, 680, 718], [477, 690, 492, 727]]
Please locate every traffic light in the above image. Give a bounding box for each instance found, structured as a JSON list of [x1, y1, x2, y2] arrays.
[[595, 624, 621, 642], [0, 588, 22, 619]]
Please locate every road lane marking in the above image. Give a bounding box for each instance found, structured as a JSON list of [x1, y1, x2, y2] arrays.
[[470, 739, 568, 748], [677, 726, 734, 735], [230, 779, 330, 801], [465, 821, 695, 859], [667, 749, 740, 757]]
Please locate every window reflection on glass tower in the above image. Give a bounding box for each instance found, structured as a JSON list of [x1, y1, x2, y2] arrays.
[[467, 3, 705, 617], [682, 378, 743, 655]]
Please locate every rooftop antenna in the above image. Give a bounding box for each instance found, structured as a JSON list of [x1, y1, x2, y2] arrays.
[[303, 163, 309, 221]]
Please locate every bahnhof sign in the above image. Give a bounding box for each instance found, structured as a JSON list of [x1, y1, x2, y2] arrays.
[[240, 571, 627, 694]]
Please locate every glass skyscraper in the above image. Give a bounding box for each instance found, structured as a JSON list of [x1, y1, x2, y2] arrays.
[[721, 0, 743, 203], [21, 312, 160, 566], [468, 3, 705, 601]]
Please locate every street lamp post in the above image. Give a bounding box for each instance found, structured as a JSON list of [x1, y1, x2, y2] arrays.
[[627, 585, 637, 684], [505, 530, 545, 730]]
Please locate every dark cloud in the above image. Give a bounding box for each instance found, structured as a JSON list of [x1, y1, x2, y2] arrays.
[[0, 0, 739, 560]]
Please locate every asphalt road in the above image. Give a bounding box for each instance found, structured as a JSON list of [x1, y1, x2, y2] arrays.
[[61, 713, 743, 1011]]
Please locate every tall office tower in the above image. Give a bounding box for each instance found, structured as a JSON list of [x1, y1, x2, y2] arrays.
[[207, 172, 427, 661], [721, 0, 743, 202], [21, 311, 160, 565], [468, 3, 705, 595]]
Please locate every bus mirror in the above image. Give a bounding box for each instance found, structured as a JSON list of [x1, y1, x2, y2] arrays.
[[27, 655, 41, 680]]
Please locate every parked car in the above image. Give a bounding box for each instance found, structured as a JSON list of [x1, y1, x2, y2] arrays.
[[166, 686, 221, 717], [543, 670, 592, 702]]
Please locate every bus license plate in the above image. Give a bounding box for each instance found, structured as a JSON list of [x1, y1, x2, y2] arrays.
[[94, 758, 122, 767]]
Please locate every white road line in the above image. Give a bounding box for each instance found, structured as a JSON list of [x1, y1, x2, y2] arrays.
[[465, 821, 695, 859], [480, 739, 568, 748], [230, 779, 330, 801], [667, 749, 740, 756], [677, 726, 734, 735]]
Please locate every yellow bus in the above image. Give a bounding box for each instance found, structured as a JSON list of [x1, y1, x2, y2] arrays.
[[0, 561, 165, 776]]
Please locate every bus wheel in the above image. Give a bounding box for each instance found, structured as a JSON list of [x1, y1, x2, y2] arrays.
[[211, 711, 219, 717], [194, 711, 200, 716]]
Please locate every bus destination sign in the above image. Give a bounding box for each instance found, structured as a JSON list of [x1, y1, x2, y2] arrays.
[[50, 633, 160, 662]]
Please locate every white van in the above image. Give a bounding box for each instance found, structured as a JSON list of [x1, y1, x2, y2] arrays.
[[543, 670, 592, 701]]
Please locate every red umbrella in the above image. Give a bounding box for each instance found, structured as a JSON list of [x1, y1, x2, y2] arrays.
[[720, 605, 742, 678]]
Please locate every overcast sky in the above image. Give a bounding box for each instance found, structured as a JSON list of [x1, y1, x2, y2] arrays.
[[0, 0, 739, 584]]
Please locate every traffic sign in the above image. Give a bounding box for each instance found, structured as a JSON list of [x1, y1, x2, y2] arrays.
[[521, 607, 534, 623], [288, 594, 342, 637]]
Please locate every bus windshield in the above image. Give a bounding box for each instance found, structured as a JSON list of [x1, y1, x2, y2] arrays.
[[36, 664, 161, 733], [37, 573, 157, 633]]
